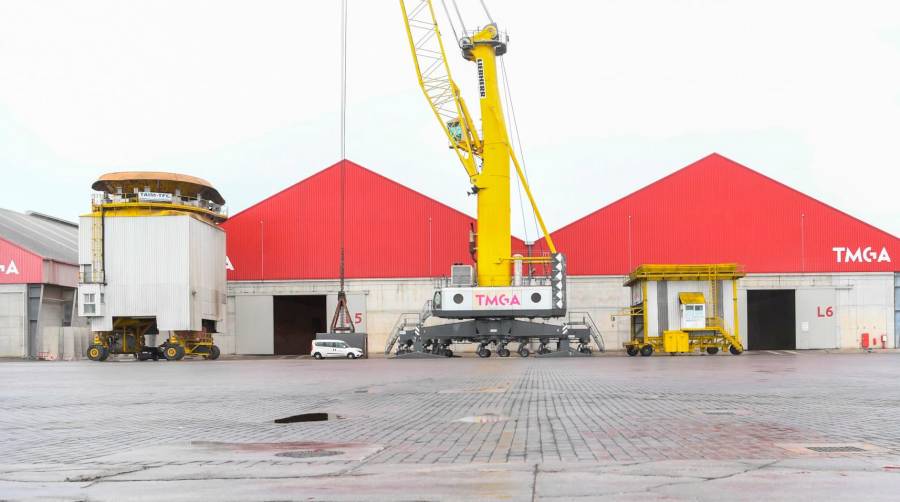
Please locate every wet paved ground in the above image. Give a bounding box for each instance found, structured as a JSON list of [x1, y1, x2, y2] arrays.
[[1, 352, 899, 500]]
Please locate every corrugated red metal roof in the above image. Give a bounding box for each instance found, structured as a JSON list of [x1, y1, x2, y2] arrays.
[[223, 160, 526, 280], [551, 153, 899, 274]]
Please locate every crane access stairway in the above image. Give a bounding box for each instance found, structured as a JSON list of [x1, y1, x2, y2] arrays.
[[384, 302, 606, 359]]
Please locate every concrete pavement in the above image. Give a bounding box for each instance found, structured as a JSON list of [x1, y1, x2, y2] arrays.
[[1, 352, 899, 500]]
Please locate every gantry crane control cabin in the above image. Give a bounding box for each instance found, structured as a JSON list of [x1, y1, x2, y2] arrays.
[[78, 172, 227, 361], [386, 0, 604, 357]]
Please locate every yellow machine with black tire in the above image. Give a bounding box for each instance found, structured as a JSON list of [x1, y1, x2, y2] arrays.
[[617, 264, 745, 357], [86, 318, 220, 362]]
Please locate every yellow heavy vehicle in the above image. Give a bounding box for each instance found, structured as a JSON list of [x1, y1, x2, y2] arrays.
[[79, 172, 227, 362], [618, 264, 745, 357], [386, 1, 604, 357]]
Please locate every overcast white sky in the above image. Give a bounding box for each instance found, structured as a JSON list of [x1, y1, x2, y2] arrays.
[[1, 0, 898, 238]]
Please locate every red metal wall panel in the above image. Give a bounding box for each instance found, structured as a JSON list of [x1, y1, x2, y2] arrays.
[[223, 161, 524, 280], [551, 154, 899, 275], [0, 237, 43, 283]]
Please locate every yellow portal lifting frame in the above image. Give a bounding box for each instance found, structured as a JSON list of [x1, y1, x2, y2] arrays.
[[616, 264, 746, 357]]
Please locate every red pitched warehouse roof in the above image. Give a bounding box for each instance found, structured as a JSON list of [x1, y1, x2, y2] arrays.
[[223, 155, 898, 280], [223, 160, 525, 281], [550, 154, 899, 274]]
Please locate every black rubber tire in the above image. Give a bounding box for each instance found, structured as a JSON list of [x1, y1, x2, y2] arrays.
[[208, 345, 220, 360], [477, 348, 491, 358], [580, 347, 592, 355], [313, 352, 323, 360], [640, 345, 654, 357], [164, 345, 181, 361], [729, 345, 743, 355], [706, 347, 719, 355], [98, 347, 109, 361], [518, 347, 530, 358], [498, 348, 511, 357], [347, 353, 356, 359], [444, 349, 453, 358], [626, 347, 639, 357], [137, 352, 150, 361], [87, 345, 103, 361]]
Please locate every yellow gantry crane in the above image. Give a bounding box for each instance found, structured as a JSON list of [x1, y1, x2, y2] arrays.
[[388, 1, 604, 358]]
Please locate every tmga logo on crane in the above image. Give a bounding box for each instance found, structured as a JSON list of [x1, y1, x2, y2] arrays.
[[832, 246, 891, 263]]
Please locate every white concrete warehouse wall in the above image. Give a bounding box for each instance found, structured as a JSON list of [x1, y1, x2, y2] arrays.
[[566, 276, 631, 350], [0, 284, 26, 357], [226, 277, 634, 356], [738, 273, 896, 349], [225, 279, 436, 356], [225, 273, 895, 355]]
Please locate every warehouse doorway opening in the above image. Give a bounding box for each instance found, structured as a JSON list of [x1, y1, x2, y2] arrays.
[[273, 295, 326, 355], [747, 290, 796, 350]]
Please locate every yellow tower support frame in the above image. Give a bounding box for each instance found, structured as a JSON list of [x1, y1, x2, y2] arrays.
[[400, 0, 556, 287]]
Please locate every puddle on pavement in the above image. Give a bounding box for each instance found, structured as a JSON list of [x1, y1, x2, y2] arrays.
[[275, 412, 330, 423]]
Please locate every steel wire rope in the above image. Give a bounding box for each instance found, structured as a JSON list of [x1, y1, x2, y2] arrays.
[[479, 0, 494, 24], [500, 57, 547, 269], [450, 0, 468, 34], [439, 0, 461, 45], [339, 0, 348, 293], [500, 57, 531, 247]]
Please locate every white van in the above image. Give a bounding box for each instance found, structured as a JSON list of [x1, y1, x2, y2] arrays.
[[311, 340, 364, 359]]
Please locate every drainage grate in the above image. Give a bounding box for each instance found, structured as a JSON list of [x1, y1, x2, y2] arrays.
[[275, 450, 342, 459], [274, 412, 329, 424], [806, 446, 866, 453]]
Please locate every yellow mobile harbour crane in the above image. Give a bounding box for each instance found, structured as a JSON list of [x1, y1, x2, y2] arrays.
[[386, 0, 604, 357]]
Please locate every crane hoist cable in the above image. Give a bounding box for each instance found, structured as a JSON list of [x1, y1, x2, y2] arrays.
[[439, 0, 461, 45], [479, 0, 494, 24], [450, 0, 468, 34], [501, 57, 546, 258], [500, 58, 530, 246], [330, 0, 355, 333]]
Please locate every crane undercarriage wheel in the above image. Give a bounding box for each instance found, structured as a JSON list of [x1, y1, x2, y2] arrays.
[[517, 346, 530, 357], [640, 345, 654, 357], [626, 346, 639, 357], [477, 347, 492, 358], [729, 345, 743, 355], [498, 347, 511, 357], [207, 345, 221, 360], [706, 347, 719, 355]]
